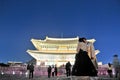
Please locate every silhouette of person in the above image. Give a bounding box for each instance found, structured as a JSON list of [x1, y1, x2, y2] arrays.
[[27, 64, 30, 70], [54, 65, 58, 76], [65, 61, 71, 77], [113, 55, 119, 78], [107, 63, 113, 78], [29, 63, 34, 79], [72, 37, 97, 76], [47, 65, 51, 78], [51, 65, 55, 77], [26, 64, 30, 77]]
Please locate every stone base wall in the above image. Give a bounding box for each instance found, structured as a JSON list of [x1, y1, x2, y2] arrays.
[[57, 76, 99, 80]]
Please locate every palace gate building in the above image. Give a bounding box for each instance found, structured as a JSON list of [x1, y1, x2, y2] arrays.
[[27, 36, 99, 67]]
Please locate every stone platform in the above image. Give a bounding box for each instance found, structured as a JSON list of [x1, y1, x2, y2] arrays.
[[0, 74, 119, 80]]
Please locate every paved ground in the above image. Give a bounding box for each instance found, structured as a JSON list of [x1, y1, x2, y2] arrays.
[[0, 74, 119, 80]]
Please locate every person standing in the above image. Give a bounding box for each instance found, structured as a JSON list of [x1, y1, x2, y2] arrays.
[[107, 63, 113, 78], [47, 65, 51, 78], [29, 63, 34, 79], [26, 64, 30, 77], [87, 41, 98, 70], [72, 37, 97, 76], [65, 61, 71, 77], [51, 66, 55, 77], [113, 55, 119, 78], [54, 65, 58, 76]]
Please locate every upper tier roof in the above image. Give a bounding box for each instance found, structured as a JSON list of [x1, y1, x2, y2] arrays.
[[31, 36, 96, 43], [45, 36, 79, 41], [30, 36, 96, 50]]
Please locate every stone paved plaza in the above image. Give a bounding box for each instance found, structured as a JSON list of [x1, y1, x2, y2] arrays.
[[0, 74, 119, 80]]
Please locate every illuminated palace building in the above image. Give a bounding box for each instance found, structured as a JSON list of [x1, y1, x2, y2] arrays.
[[27, 36, 100, 67]]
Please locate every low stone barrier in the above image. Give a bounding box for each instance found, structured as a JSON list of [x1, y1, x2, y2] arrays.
[[57, 76, 99, 80]]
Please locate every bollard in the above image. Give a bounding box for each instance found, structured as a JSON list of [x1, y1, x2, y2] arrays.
[[13, 71, 15, 75], [1, 72, 4, 75]]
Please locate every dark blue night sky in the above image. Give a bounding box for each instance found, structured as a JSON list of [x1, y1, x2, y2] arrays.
[[0, 0, 120, 64]]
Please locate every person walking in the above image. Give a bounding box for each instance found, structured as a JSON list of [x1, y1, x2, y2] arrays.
[[65, 61, 72, 77]]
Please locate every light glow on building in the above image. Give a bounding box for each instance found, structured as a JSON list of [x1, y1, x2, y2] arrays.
[[27, 36, 99, 67]]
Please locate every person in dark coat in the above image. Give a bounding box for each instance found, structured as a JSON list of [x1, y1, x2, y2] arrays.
[[26, 64, 30, 77], [72, 37, 97, 76], [65, 61, 72, 77], [54, 65, 58, 76], [47, 65, 52, 78], [29, 63, 34, 79], [27, 64, 30, 70]]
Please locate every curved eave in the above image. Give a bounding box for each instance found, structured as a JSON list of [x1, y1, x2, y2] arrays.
[[31, 36, 79, 42], [31, 37, 95, 43], [95, 50, 100, 55], [87, 39, 96, 43], [27, 49, 100, 55], [27, 50, 77, 54], [45, 36, 79, 41], [30, 37, 96, 51]]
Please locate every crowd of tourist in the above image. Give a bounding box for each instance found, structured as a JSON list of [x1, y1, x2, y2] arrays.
[[0, 37, 120, 79], [0, 62, 120, 79]]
